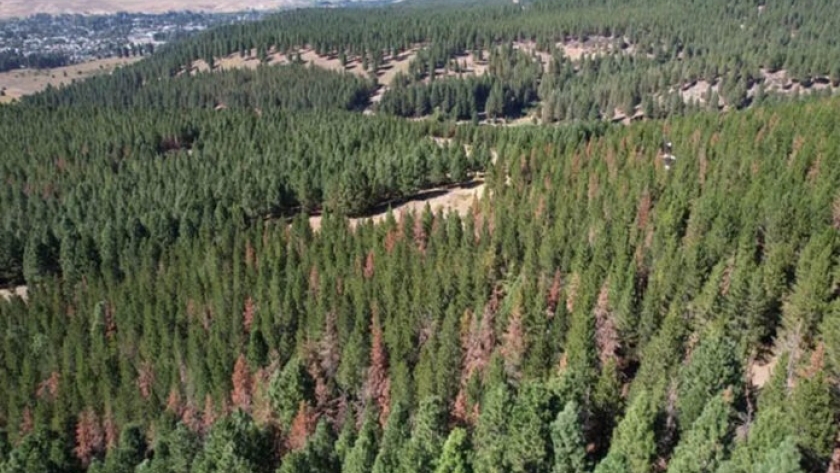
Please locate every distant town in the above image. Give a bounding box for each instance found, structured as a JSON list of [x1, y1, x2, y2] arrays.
[[0, 11, 266, 72]]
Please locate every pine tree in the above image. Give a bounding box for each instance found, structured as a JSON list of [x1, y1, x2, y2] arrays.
[[191, 411, 271, 473], [334, 405, 357, 466], [790, 371, 836, 469], [506, 381, 554, 473], [146, 423, 200, 473], [591, 359, 623, 455], [486, 81, 505, 119], [435, 428, 473, 473], [606, 390, 657, 473], [821, 300, 840, 380], [754, 437, 806, 473], [372, 404, 409, 473], [594, 453, 630, 473], [366, 310, 392, 426], [782, 230, 836, 344], [667, 393, 732, 473], [677, 334, 741, 430], [551, 400, 588, 473], [473, 384, 511, 473], [103, 424, 147, 473], [278, 420, 339, 473], [230, 354, 252, 412], [343, 409, 379, 473], [399, 396, 446, 473], [269, 357, 314, 429]]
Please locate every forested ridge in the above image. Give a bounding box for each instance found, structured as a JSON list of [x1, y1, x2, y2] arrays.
[[2, 0, 840, 472]]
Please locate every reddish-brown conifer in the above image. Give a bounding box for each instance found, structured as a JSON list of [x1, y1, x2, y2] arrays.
[[74, 408, 104, 466], [243, 296, 256, 335], [546, 270, 563, 318], [37, 371, 60, 400], [363, 251, 375, 279], [137, 362, 155, 400], [593, 281, 621, 367], [286, 401, 317, 451], [103, 411, 118, 451], [366, 307, 391, 426], [202, 395, 217, 432], [231, 354, 252, 411]]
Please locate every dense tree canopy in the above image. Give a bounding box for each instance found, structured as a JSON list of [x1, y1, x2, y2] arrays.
[[2, 0, 840, 472]]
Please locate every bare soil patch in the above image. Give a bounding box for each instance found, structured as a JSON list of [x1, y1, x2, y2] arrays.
[[0, 286, 28, 302], [514, 36, 632, 64], [216, 52, 266, 70], [757, 68, 837, 95], [674, 70, 838, 111], [195, 47, 416, 89], [0, 57, 140, 102], [196, 47, 419, 114], [308, 179, 485, 231], [377, 49, 419, 86], [447, 50, 490, 77], [299, 50, 363, 75], [749, 352, 779, 388]]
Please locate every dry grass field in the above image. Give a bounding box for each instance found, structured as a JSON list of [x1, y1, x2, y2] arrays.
[[0, 56, 141, 102], [0, 0, 306, 19]]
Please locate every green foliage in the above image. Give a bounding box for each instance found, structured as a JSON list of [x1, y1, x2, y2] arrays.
[[606, 390, 657, 473], [29, 63, 375, 112], [754, 437, 806, 473], [192, 412, 273, 473], [103, 424, 147, 473], [473, 384, 511, 473], [372, 404, 409, 473], [269, 357, 314, 430], [676, 334, 741, 430], [343, 410, 379, 473], [789, 372, 836, 468], [278, 420, 339, 473], [4, 3, 840, 470], [822, 301, 840, 377], [667, 393, 732, 473], [0, 428, 77, 473], [399, 396, 447, 473], [594, 453, 629, 473], [551, 400, 588, 473], [142, 423, 200, 473], [506, 381, 556, 473], [782, 230, 837, 343], [435, 428, 473, 473]]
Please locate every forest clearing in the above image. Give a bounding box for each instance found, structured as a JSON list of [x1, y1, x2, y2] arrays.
[[0, 57, 140, 102]]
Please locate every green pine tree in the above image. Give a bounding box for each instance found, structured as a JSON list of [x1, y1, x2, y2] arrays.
[[435, 428, 473, 473], [551, 400, 588, 473], [667, 393, 732, 473]]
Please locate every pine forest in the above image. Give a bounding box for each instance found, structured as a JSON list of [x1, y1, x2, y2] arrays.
[[1, 0, 840, 472]]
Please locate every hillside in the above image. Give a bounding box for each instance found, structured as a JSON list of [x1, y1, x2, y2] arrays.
[[1, 1, 839, 473]]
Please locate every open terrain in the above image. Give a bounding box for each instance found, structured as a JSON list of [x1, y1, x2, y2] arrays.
[[0, 0, 329, 19], [0, 56, 140, 102], [0, 286, 27, 301], [308, 179, 486, 231]]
